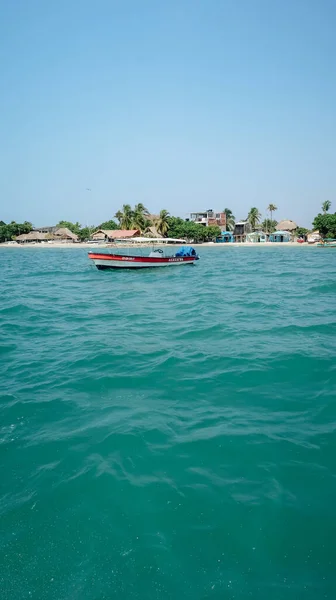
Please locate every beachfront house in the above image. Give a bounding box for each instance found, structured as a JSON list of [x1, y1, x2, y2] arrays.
[[276, 220, 298, 235], [91, 229, 140, 242], [269, 230, 291, 242], [186, 210, 226, 228], [16, 228, 79, 243], [233, 221, 252, 243], [54, 228, 78, 242], [246, 231, 267, 243], [269, 220, 298, 242], [33, 226, 58, 234], [307, 230, 321, 244], [216, 231, 234, 243], [16, 231, 48, 243]]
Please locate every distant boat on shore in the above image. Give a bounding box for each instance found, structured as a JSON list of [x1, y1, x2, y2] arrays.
[[316, 239, 336, 247]]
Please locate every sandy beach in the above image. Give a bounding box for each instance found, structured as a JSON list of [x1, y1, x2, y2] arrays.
[[0, 241, 316, 249]]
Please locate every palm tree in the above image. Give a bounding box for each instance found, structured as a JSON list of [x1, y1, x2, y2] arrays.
[[133, 203, 150, 232], [154, 209, 170, 236], [322, 200, 331, 214], [114, 210, 123, 224], [223, 208, 235, 231], [267, 203, 277, 224], [114, 204, 134, 229], [261, 218, 277, 233], [247, 207, 262, 230]]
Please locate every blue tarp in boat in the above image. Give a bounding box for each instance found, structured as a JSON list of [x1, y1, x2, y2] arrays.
[[175, 246, 197, 257]]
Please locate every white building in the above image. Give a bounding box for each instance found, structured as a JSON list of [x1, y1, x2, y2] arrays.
[[187, 210, 226, 227]]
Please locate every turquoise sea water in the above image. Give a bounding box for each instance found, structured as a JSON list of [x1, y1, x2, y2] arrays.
[[1, 246, 336, 600]]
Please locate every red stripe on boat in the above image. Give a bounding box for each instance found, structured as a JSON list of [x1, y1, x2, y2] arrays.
[[88, 253, 195, 263]]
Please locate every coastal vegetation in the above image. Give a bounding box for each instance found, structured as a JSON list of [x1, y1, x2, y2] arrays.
[[322, 200, 331, 214], [155, 210, 170, 236], [267, 203, 277, 223], [63, 214, 221, 243], [295, 227, 309, 237], [247, 207, 262, 230], [56, 221, 96, 242], [223, 208, 235, 231], [114, 203, 150, 232], [113, 204, 171, 236], [99, 219, 118, 230], [0, 221, 32, 243], [1, 201, 335, 242], [261, 218, 277, 233], [166, 217, 221, 242], [312, 212, 336, 238], [56, 221, 82, 235]]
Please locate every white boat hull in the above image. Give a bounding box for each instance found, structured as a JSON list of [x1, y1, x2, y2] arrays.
[[89, 252, 199, 269]]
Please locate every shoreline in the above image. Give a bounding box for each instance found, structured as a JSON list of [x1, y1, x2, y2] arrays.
[[0, 242, 318, 249]]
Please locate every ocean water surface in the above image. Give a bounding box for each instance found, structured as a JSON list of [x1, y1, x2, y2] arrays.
[[1, 246, 336, 599]]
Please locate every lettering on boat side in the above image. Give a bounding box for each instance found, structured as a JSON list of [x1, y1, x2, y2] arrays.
[[168, 258, 184, 262], [121, 256, 135, 261]]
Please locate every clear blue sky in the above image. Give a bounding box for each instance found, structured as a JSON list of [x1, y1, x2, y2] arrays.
[[0, 0, 335, 227]]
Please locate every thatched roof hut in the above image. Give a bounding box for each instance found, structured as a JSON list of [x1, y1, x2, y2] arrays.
[[277, 220, 298, 232], [16, 231, 47, 243], [91, 229, 140, 241], [54, 227, 78, 241], [144, 225, 162, 238]]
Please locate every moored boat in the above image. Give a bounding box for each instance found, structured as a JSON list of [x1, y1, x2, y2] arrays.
[[316, 239, 336, 247], [89, 241, 200, 269]]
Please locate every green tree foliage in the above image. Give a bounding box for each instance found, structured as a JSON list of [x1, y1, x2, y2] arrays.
[[98, 219, 118, 230], [133, 203, 150, 232], [77, 226, 96, 242], [312, 213, 336, 238], [247, 207, 262, 230], [223, 208, 235, 231], [204, 225, 222, 241], [296, 227, 309, 237], [261, 219, 277, 233], [267, 203, 277, 223], [0, 221, 32, 242], [56, 221, 82, 235], [166, 217, 185, 238], [154, 209, 170, 236], [114, 203, 150, 232], [166, 218, 220, 242], [114, 204, 135, 230], [322, 200, 331, 214]]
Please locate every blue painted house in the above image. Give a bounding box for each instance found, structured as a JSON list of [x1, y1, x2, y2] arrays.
[[269, 230, 291, 242], [216, 231, 234, 243]]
